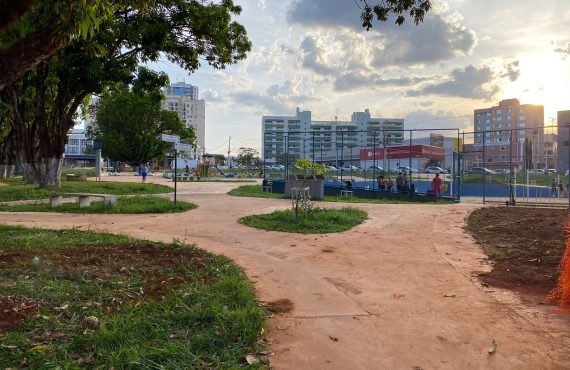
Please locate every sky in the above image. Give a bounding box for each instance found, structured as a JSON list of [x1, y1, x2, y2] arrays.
[[147, 0, 570, 155]]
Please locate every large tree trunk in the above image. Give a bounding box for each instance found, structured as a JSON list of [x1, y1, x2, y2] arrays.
[[20, 158, 62, 188], [36, 157, 62, 188], [5, 164, 15, 178]]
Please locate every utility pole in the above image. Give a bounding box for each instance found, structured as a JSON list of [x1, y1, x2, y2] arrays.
[[227, 136, 231, 168]]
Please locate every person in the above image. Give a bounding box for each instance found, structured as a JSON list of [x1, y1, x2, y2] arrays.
[[559, 183, 566, 198], [396, 172, 404, 192], [377, 175, 386, 190], [551, 178, 557, 197], [432, 173, 443, 197], [140, 162, 148, 183], [185, 165, 190, 175], [386, 177, 393, 192], [402, 172, 409, 192], [344, 180, 352, 190], [563, 185, 570, 198]]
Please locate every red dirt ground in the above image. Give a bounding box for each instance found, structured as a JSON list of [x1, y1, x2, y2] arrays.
[[465, 207, 568, 298], [0, 295, 40, 332], [0, 243, 217, 331]]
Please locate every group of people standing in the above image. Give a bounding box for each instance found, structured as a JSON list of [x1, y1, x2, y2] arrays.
[[377, 172, 411, 193]]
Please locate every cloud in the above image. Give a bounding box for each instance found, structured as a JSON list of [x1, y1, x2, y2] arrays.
[[202, 78, 321, 115], [406, 64, 499, 100], [502, 60, 520, 82], [404, 109, 471, 130], [287, 0, 361, 30], [418, 101, 435, 107], [299, 35, 336, 76], [289, 0, 477, 67], [333, 72, 432, 92], [555, 42, 570, 56]]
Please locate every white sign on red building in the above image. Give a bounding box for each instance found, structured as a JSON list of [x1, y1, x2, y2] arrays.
[[360, 145, 445, 160]]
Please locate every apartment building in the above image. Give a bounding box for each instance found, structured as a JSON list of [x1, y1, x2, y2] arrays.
[[473, 99, 544, 170], [557, 110, 570, 174], [543, 133, 557, 171], [262, 108, 404, 164], [162, 82, 206, 154], [64, 129, 95, 166]]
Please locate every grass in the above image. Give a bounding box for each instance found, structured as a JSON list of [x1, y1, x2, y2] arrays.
[[462, 173, 568, 186], [228, 185, 452, 204], [239, 207, 368, 234], [0, 179, 173, 202], [228, 185, 287, 199], [61, 167, 98, 177], [322, 195, 453, 204], [0, 225, 266, 369], [0, 196, 196, 214]]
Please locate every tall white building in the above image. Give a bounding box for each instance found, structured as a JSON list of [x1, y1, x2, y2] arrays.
[[262, 108, 404, 164], [64, 129, 95, 165], [162, 82, 206, 154]]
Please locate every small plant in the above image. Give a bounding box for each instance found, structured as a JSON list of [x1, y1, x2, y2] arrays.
[[291, 159, 326, 218]]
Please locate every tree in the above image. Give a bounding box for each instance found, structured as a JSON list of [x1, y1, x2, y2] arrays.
[[235, 147, 259, 167], [275, 153, 298, 166], [0, 0, 251, 188], [358, 0, 432, 30], [89, 69, 194, 165], [0, 0, 151, 91]]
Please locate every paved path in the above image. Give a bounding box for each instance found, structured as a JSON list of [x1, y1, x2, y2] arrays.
[[1, 179, 569, 369]]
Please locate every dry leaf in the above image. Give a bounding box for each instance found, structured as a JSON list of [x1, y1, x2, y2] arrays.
[[246, 354, 259, 365]]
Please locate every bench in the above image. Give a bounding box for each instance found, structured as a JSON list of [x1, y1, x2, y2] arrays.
[[65, 174, 87, 181], [50, 193, 117, 208], [340, 190, 353, 197], [262, 181, 273, 193], [175, 174, 200, 181]]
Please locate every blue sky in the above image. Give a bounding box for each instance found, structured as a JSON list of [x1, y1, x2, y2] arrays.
[[147, 0, 570, 155]]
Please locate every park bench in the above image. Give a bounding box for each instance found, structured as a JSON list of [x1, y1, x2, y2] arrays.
[[175, 174, 200, 181], [65, 174, 87, 181], [49, 193, 117, 208]]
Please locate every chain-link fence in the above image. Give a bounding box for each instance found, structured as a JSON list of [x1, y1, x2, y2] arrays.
[[262, 125, 569, 207], [461, 125, 568, 207], [263, 128, 462, 201]]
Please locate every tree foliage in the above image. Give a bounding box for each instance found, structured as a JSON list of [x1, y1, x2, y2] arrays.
[[295, 158, 326, 176], [89, 69, 194, 165], [359, 0, 432, 30], [235, 147, 259, 167], [0, 0, 148, 90], [0, 0, 251, 187]]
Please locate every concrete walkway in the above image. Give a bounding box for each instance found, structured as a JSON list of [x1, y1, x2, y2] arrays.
[[1, 178, 569, 369]]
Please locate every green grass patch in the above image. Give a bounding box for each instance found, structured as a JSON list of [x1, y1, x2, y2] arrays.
[[240, 207, 367, 234], [228, 185, 287, 199], [323, 195, 453, 204], [0, 196, 195, 214], [0, 179, 173, 202], [228, 185, 452, 204], [61, 167, 98, 177], [0, 225, 265, 369], [462, 173, 568, 186]]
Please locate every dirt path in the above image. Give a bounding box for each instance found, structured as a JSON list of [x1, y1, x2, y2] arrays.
[[1, 179, 569, 369]]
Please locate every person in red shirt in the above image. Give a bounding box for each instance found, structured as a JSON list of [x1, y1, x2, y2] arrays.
[[432, 173, 443, 197]]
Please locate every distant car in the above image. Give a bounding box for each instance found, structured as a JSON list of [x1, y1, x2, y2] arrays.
[[340, 165, 359, 171], [394, 166, 418, 173], [368, 165, 383, 171], [470, 167, 495, 175], [271, 164, 285, 170], [494, 169, 508, 174], [424, 166, 448, 174], [547, 168, 557, 174], [289, 165, 301, 170]]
